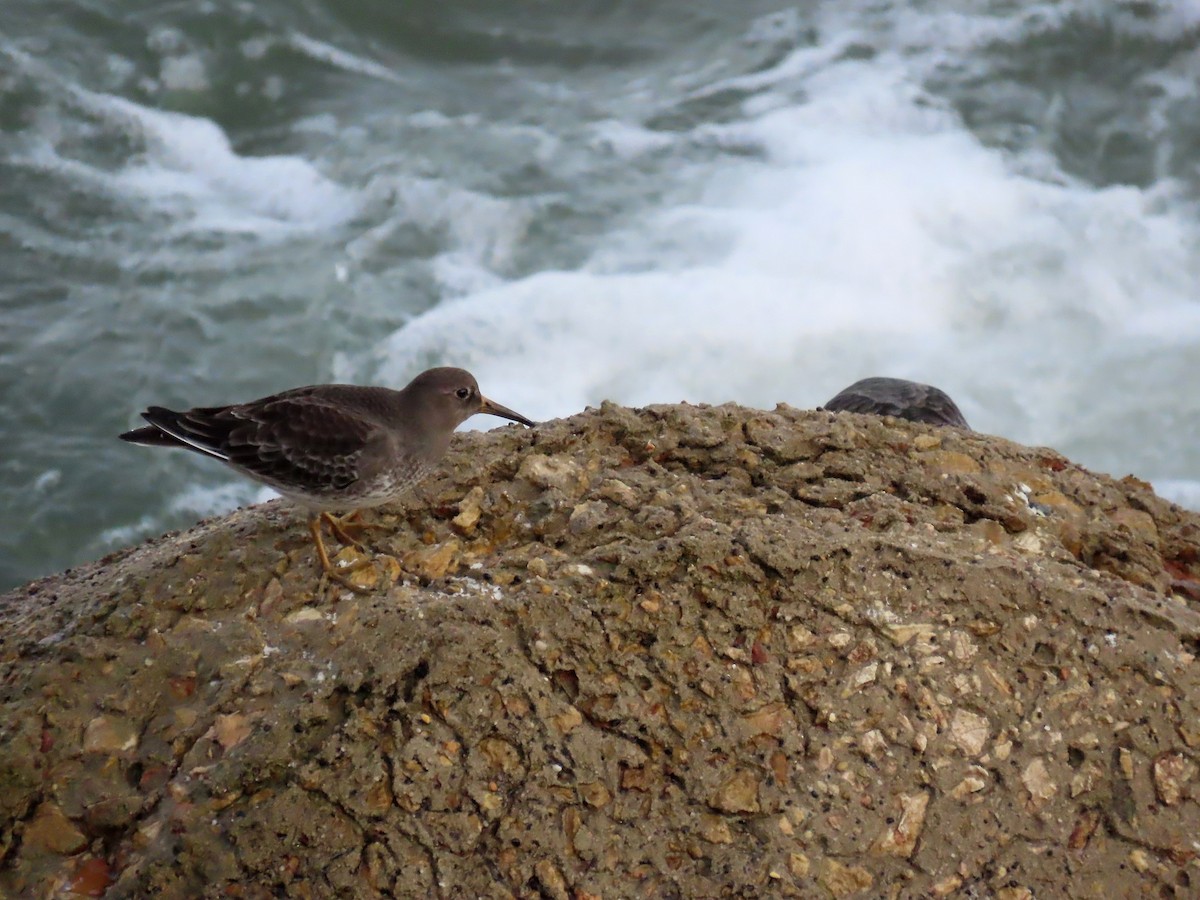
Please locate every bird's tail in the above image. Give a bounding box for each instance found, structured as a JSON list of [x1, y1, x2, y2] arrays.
[[120, 407, 192, 448], [119, 406, 232, 461], [119, 424, 186, 447]]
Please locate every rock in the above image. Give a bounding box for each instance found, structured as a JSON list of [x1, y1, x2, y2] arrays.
[[821, 859, 875, 896], [578, 782, 611, 808], [871, 792, 929, 857], [402, 539, 461, 581], [518, 455, 582, 492], [2, 402, 1199, 898], [22, 803, 87, 855], [212, 713, 252, 751], [709, 770, 760, 814], [1021, 758, 1058, 810], [699, 814, 733, 844], [82, 716, 138, 754], [948, 709, 990, 757], [1152, 753, 1197, 806], [451, 485, 485, 534]]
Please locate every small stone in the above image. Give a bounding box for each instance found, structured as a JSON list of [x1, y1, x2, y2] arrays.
[[710, 770, 760, 813], [884, 623, 935, 646], [931, 875, 964, 896], [518, 456, 582, 492], [597, 479, 639, 509], [533, 860, 569, 900], [69, 856, 111, 896], [787, 852, 810, 879], [83, 716, 138, 754], [1119, 748, 1135, 781], [404, 540, 461, 581], [168, 675, 197, 700], [452, 486, 485, 534], [950, 768, 989, 800], [578, 782, 611, 807], [786, 625, 815, 650], [1021, 758, 1057, 809], [1013, 532, 1044, 554], [341, 557, 381, 590], [375, 555, 403, 584], [1107, 508, 1158, 541], [568, 501, 611, 533], [1068, 808, 1101, 850], [1152, 752, 1196, 806], [259, 577, 284, 615], [552, 706, 583, 734], [699, 815, 733, 843], [620, 766, 653, 792], [739, 702, 787, 738], [23, 802, 87, 855], [925, 450, 981, 474], [843, 662, 878, 696], [948, 709, 990, 757], [871, 792, 929, 857], [820, 859, 874, 896], [213, 713, 252, 751], [859, 730, 888, 760], [526, 557, 549, 577], [947, 631, 978, 661], [477, 737, 522, 775], [285, 607, 324, 624]]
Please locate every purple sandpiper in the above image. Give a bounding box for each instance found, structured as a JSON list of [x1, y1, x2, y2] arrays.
[[120, 367, 534, 591], [822, 377, 970, 429]]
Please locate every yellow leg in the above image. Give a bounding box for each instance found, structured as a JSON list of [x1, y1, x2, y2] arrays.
[[322, 510, 387, 549], [321, 511, 364, 549], [308, 515, 372, 594]]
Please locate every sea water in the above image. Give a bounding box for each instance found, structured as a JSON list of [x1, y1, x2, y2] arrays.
[[1, 0, 1198, 590]]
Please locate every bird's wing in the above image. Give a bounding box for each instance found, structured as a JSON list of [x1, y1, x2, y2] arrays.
[[823, 384, 969, 429], [143, 395, 382, 493], [821, 390, 893, 416], [904, 387, 969, 428]]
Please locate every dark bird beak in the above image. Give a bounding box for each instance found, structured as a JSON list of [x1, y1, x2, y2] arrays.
[[479, 396, 536, 427]]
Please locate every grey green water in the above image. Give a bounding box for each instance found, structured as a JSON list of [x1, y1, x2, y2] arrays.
[[2, 0, 1199, 591]]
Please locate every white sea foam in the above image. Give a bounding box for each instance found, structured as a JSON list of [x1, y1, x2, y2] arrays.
[[167, 482, 278, 519], [286, 32, 406, 85], [348, 175, 533, 285], [97, 96, 360, 234], [4, 46, 361, 237], [1153, 480, 1200, 511], [96, 482, 279, 554], [375, 31, 1200, 510]]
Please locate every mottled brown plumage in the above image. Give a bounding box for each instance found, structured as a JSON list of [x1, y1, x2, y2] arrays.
[[822, 377, 970, 429], [121, 367, 534, 590]]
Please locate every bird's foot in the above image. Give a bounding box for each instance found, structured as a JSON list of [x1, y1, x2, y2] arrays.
[[322, 511, 386, 550], [320, 558, 376, 595], [309, 515, 377, 594]]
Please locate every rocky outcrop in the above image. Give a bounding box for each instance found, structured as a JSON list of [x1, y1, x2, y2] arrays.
[[2, 402, 1198, 898]]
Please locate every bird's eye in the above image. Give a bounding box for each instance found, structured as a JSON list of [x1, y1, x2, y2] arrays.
[[455, 387, 471, 400]]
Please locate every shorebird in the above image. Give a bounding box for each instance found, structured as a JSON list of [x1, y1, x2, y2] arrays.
[[120, 367, 535, 591], [822, 377, 971, 429]]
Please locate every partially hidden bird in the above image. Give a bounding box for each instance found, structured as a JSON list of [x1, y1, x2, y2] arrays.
[[821, 376, 970, 429]]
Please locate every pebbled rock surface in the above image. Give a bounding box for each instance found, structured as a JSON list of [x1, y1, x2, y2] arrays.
[[1, 402, 1199, 898]]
